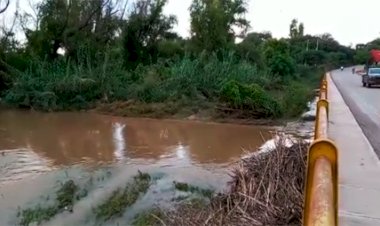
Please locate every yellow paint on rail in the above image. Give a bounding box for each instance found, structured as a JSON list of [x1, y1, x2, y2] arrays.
[[303, 74, 338, 226], [315, 100, 329, 140]]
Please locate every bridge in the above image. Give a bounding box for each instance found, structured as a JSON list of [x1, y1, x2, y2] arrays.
[[304, 67, 380, 226]]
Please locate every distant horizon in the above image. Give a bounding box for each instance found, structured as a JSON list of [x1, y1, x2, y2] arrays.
[[165, 0, 380, 47], [2, 0, 380, 47]]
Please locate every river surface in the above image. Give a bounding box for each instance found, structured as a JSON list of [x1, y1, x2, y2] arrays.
[[0, 110, 276, 225]]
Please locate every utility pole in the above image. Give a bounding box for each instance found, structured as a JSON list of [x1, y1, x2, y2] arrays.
[[316, 39, 319, 51]]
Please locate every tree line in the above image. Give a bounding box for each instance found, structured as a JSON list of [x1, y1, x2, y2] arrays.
[[0, 0, 361, 119]]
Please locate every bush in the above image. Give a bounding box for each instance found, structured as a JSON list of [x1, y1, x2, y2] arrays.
[[138, 52, 262, 102], [268, 54, 296, 78], [2, 50, 318, 120], [4, 56, 129, 110], [220, 80, 283, 118], [281, 81, 312, 117]]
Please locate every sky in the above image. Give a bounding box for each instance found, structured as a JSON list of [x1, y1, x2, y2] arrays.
[[164, 0, 380, 46], [2, 0, 380, 46]]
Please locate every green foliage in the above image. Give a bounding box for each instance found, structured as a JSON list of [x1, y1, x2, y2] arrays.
[[4, 55, 128, 110], [220, 80, 283, 118], [268, 54, 296, 78], [264, 39, 296, 78], [56, 180, 78, 209], [19, 206, 58, 226], [288, 26, 354, 67], [2, 2, 356, 120], [124, 52, 267, 105], [190, 0, 249, 52], [302, 50, 327, 66], [157, 39, 185, 59], [163, 52, 260, 100], [19, 180, 80, 226], [173, 181, 214, 198], [281, 82, 312, 117], [289, 19, 304, 38], [132, 209, 164, 226], [2, 48, 320, 119], [264, 39, 290, 57], [25, 0, 121, 60], [94, 171, 151, 221], [353, 39, 380, 65], [354, 49, 369, 64], [235, 32, 271, 68], [122, 0, 177, 69]]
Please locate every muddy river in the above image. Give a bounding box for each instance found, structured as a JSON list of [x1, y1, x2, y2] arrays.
[[0, 110, 276, 225]]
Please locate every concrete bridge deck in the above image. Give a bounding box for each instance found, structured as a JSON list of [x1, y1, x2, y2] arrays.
[[328, 69, 380, 225]]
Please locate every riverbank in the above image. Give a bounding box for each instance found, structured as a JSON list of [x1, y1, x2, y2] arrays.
[[154, 138, 308, 226], [1, 52, 322, 124], [93, 100, 287, 126]]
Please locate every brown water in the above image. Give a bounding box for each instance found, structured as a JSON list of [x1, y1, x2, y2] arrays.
[[0, 110, 273, 225]]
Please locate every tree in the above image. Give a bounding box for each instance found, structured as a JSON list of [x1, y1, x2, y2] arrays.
[[298, 23, 304, 37], [289, 19, 298, 38], [236, 32, 272, 67], [23, 0, 124, 60], [354, 49, 369, 64], [302, 50, 326, 65], [264, 39, 295, 78], [122, 0, 177, 69], [240, 32, 272, 46], [289, 19, 304, 39], [190, 0, 249, 52]]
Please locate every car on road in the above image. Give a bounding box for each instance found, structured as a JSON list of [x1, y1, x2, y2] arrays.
[[362, 67, 380, 88]]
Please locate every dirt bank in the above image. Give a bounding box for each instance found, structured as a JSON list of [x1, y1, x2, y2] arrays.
[[94, 101, 287, 127], [137, 137, 308, 226]]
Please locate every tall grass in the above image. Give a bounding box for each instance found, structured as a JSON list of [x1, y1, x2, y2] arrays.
[[4, 55, 128, 110], [2, 51, 320, 119]]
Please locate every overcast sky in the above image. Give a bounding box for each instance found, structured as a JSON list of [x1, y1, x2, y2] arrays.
[[2, 0, 380, 46], [165, 0, 380, 46]]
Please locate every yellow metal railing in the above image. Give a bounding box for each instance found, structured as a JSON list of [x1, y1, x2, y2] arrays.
[[303, 73, 338, 226]]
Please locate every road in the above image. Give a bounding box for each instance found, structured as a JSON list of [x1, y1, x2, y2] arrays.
[[331, 68, 380, 157], [329, 68, 380, 225]]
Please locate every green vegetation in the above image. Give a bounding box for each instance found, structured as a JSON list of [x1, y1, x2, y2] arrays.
[[173, 181, 214, 198], [18, 180, 79, 226], [13, 159, 310, 225], [94, 171, 151, 221], [19, 206, 58, 226], [0, 0, 356, 120], [354, 39, 380, 64], [132, 209, 164, 226]]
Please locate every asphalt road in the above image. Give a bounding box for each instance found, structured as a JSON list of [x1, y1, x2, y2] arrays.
[[331, 67, 380, 157]]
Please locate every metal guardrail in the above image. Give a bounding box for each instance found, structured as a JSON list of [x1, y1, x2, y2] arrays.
[[303, 73, 338, 226]]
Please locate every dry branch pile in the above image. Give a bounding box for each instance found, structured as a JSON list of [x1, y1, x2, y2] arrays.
[[163, 137, 308, 226]]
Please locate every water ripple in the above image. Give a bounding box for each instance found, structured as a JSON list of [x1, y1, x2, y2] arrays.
[[0, 149, 53, 185]]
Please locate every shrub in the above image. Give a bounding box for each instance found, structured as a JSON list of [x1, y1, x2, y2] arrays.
[[220, 80, 283, 118], [268, 54, 296, 78], [281, 81, 312, 117], [4, 56, 127, 110]]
